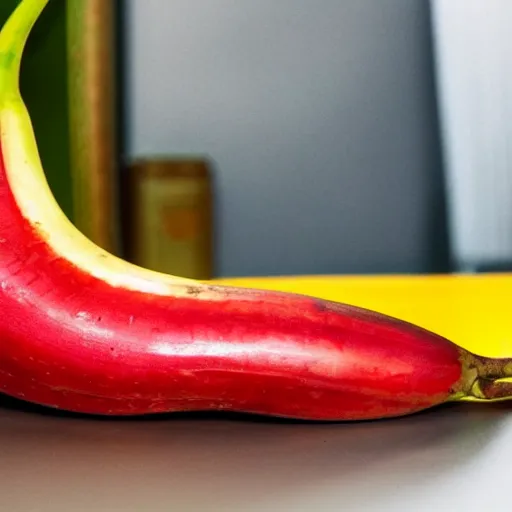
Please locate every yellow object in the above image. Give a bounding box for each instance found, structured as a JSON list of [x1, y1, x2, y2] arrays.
[[214, 273, 512, 358]]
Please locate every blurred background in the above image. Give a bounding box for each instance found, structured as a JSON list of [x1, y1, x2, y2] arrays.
[[1, 0, 510, 280]]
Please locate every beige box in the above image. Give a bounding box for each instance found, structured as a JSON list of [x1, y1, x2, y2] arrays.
[[124, 158, 214, 280]]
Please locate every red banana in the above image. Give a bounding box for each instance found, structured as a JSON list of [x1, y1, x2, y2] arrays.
[[0, 0, 511, 421]]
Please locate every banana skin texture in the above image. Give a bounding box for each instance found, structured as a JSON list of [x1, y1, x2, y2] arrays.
[[0, 0, 511, 422]]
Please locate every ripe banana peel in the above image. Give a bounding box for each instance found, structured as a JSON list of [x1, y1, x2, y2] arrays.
[[0, 0, 511, 421]]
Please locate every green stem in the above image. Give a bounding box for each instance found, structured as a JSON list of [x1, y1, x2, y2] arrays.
[[0, 0, 49, 102]]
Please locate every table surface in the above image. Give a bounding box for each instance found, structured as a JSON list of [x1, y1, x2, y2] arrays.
[[1, 273, 512, 511], [1, 401, 510, 511]]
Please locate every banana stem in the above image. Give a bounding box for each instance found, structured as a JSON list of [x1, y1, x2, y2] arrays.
[[473, 379, 512, 402], [458, 352, 512, 402], [471, 354, 512, 381], [0, 0, 49, 101]]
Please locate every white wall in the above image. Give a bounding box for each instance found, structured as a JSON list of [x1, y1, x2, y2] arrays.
[[125, 0, 447, 277], [432, 0, 512, 270]]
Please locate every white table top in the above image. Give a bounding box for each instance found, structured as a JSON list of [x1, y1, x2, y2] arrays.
[[0, 397, 510, 511]]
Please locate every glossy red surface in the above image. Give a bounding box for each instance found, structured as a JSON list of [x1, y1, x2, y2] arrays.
[[0, 146, 465, 420]]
